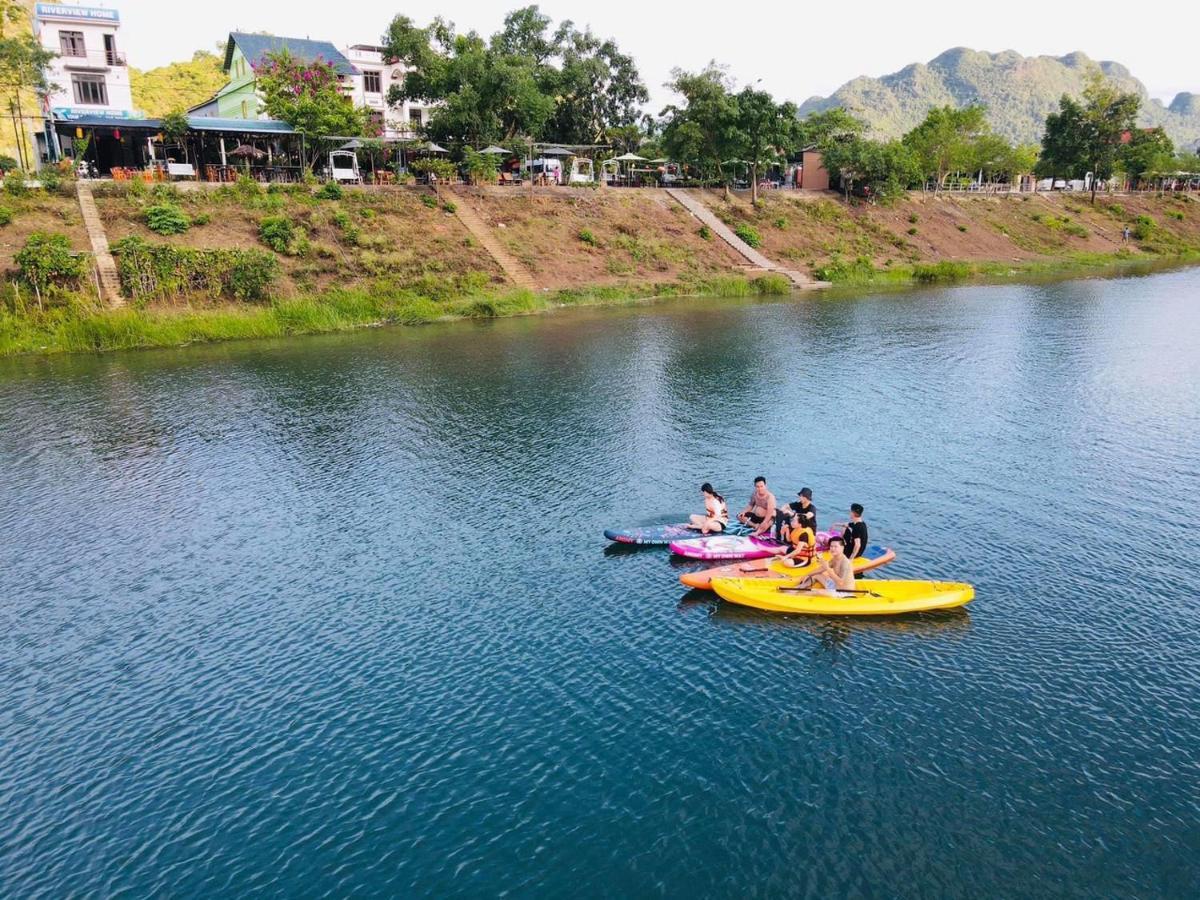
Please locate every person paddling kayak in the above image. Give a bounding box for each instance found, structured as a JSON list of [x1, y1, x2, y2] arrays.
[[689, 483, 729, 534]]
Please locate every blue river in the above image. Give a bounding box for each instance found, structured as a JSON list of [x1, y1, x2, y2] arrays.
[[2, 268, 1198, 896]]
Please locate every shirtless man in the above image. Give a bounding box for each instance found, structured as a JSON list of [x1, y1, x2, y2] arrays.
[[796, 535, 855, 592], [737, 476, 777, 537]]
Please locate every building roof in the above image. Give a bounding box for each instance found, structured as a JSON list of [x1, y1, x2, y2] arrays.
[[51, 113, 298, 136], [224, 32, 358, 76]]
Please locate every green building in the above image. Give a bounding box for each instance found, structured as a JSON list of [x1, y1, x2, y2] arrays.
[[190, 32, 358, 120]]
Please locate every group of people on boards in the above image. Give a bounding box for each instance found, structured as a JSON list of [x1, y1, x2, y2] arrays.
[[687, 477, 870, 593]]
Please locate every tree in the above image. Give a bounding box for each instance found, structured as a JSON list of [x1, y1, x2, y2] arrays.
[[902, 104, 989, 189], [795, 107, 865, 149], [822, 135, 919, 202], [1120, 127, 1174, 187], [256, 49, 367, 170], [734, 87, 799, 203], [1078, 75, 1140, 203], [0, 1, 57, 169], [1038, 75, 1140, 202], [659, 64, 740, 187], [1037, 95, 1087, 186], [131, 50, 225, 117], [383, 6, 645, 148]]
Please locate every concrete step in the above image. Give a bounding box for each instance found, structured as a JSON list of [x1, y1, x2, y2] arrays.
[[76, 182, 123, 307], [447, 188, 538, 290]]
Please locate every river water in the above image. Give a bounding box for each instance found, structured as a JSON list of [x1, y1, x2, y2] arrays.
[[2, 269, 1199, 897]]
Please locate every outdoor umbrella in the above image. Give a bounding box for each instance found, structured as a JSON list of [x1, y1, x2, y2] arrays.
[[541, 146, 572, 156], [424, 142, 450, 154], [612, 152, 646, 162], [480, 145, 510, 155], [230, 144, 265, 159]]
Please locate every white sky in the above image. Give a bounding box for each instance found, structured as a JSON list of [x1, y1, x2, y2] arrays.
[[115, 0, 1196, 109]]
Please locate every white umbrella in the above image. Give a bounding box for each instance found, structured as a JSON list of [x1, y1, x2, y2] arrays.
[[424, 142, 449, 154], [480, 145, 510, 155], [612, 151, 646, 161]]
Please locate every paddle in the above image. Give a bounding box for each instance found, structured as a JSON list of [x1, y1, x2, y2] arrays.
[[778, 586, 880, 596]]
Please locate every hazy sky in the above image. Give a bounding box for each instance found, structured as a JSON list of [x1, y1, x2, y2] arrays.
[[116, 0, 1195, 108]]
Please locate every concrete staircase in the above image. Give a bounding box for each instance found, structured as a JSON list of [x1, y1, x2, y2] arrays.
[[447, 189, 538, 290], [665, 188, 829, 289], [76, 181, 123, 307]]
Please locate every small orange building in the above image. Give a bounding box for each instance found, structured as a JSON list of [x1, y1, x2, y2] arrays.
[[797, 148, 830, 191]]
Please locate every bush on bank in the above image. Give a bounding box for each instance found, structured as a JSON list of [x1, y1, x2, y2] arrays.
[[111, 236, 280, 303]]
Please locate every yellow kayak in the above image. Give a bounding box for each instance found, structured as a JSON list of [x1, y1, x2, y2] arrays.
[[710, 577, 974, 615]]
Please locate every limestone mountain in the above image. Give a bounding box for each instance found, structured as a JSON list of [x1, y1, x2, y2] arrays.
[[797, 48, 1200, 149]]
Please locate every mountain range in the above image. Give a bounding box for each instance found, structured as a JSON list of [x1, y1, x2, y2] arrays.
[[797, 48, 1200, 149]]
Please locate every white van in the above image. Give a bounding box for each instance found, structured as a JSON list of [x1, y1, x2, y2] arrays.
[[521, 158, 563, 184]]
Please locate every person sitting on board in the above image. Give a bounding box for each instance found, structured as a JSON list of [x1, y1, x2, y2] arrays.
[[776, 519, 817, 567], [688, 482, 729, 534], [796, 535, 855, 592], [842, 504, 869, 559], [774, 487, 817, 541], [736, 476, 777, 537]]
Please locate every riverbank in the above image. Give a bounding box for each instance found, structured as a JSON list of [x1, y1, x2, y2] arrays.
[[1, 181, 1198, 355]]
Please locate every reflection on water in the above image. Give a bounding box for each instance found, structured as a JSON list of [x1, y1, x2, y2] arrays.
[[2, 269, 1199, 897]]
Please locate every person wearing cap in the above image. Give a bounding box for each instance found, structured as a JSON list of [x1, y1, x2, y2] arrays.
[[774, 487, 817, 542], [841, 503, 869, 559]]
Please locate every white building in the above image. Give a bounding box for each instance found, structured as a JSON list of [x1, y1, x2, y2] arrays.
[[34, 3, 135, 120], [343, 44, 433, 140]]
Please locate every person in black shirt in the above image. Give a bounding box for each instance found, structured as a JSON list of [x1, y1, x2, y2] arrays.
[[774, 487, 817, 541], [842, 503, 869, 559]]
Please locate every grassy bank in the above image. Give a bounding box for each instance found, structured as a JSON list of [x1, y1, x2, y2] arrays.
[[0, 273, 791, 356]]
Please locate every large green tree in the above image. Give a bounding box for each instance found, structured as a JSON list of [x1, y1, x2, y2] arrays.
[[902, 104, 989, 189], [1120, 126, 1174, 186], [383, 5, 645, 147], [659, 64, 740, 186], [256, 49, 367, 170], [0, 0, 56, 169], [1038, 75, 1140, 202], [734, 87, 800, 202]]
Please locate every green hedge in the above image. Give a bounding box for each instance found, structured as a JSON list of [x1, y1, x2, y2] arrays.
[[111, 236, 279, 303]]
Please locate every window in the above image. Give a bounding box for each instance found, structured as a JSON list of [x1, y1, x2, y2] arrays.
[[71, 74, 108, 106], [363, 70, 381, 94], [367, 110, 384, 134], [59, 31, 85, 57], [409, 108, 422, 126]]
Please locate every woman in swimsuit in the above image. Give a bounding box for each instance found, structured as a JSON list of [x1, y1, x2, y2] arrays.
[[689, 483, 728, 535]]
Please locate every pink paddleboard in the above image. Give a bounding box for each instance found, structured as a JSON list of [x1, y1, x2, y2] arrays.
[[669, 529, 836, 560]]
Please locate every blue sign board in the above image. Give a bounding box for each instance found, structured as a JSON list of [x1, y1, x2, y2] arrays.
[[35, 4, 120, 23]]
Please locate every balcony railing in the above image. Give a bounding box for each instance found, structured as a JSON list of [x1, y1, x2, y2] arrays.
[[106, 50, 126, 67]]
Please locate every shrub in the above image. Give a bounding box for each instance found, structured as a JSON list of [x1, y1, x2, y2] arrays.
[[316, 181, 343, 200], [0, 155, 17, 173], [145, 203, 190, 235], [906, 226, 918, 235], [331, 210, 360, 245], [0, 205, 12, 226], [773, 216, 789, 230], [421, 194, 438, 209], [111, 236, 279, 302], [733, 223, 762, 248], [813, 255, 876, 282], [907, 213, 919, 224], [752, 273, 791, 294], [16, 232, 85, 289], [956, 224, 968, 232], [3, 171, 27, 197], [40, 169, 61, 192], [234, 174, 261, 201], [1132, 214, 1156, 241], [442, 200, 457, 214], [258, 215, 296, 254], [193, 212, 211, 226], [697, 225, 711, 240], [1169, 210, 1184, 221], [578, 228, 597, 246]]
